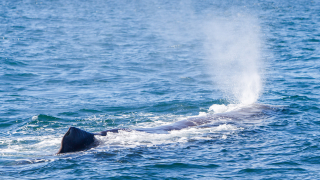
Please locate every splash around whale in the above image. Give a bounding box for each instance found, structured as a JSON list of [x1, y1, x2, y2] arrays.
[[57, 104, 278, 154]]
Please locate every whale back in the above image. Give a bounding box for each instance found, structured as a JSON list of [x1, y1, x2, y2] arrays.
[[57, 127, 95, 154]]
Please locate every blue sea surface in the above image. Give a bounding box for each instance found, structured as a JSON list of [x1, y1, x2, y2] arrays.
[[1, 0, 320, 179]]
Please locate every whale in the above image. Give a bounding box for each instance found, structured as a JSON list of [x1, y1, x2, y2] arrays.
[[57, 117, 213, 154], [57, 104, 277, 154]]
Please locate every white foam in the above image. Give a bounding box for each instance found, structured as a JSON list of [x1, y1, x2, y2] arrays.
[[0, 135, 61, 156], [96, 123, 242, 149], [221, 135, 227, 139], [32, 115, 38, 121]]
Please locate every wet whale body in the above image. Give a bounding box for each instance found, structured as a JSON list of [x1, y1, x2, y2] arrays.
[[57, 115, 221, 154], [57, 104, 276, 154], [57, 119, 208, 154]]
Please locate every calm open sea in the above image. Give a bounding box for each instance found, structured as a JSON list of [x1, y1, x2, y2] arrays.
[[1, 0, 320, 179]]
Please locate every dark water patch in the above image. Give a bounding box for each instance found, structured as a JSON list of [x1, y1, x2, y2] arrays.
[[92, 152, 118, 159], [293, 76, 315, 80], [312, 120, 320, 126], [79, 109, 103, 114], [152, 162, 219, 169], [305, 38, 320, 42], [43, 79, 66, 84], [268, 119, 289, 129], [2, 58, 27, 66], [2, 73, 38, 82], [299, 105, 320, 113], [93, 79, 109, 83], [282, 95, 312, 101], [285, 103, 320, 114], [305, 57, 320, 61], [300, 141, 320, 152], [0, 108, 22, 118], [10, 25, 26, 30], [55, 63, 86, 69], [238, 167, 306, 174], [67, 79, 95, 86], [124, 153, 143, 159], [143, 88, 174, 96], [292, 17, 310, 21], [301, 156, 320, 165], [117, 154, 143, 164], [301, 47, 315, 51], [100, 106, 142, 113], [58, 111, 80, 117], [0, 163, 48, 179]]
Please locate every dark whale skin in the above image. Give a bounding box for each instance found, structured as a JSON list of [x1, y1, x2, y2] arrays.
[[57, 127, 96, 154]]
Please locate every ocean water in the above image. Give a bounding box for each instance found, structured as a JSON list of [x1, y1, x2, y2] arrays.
[[1, 0, 320, 179]]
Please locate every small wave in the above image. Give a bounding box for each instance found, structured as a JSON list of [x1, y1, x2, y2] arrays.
[[31, 114, 61, 122]]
